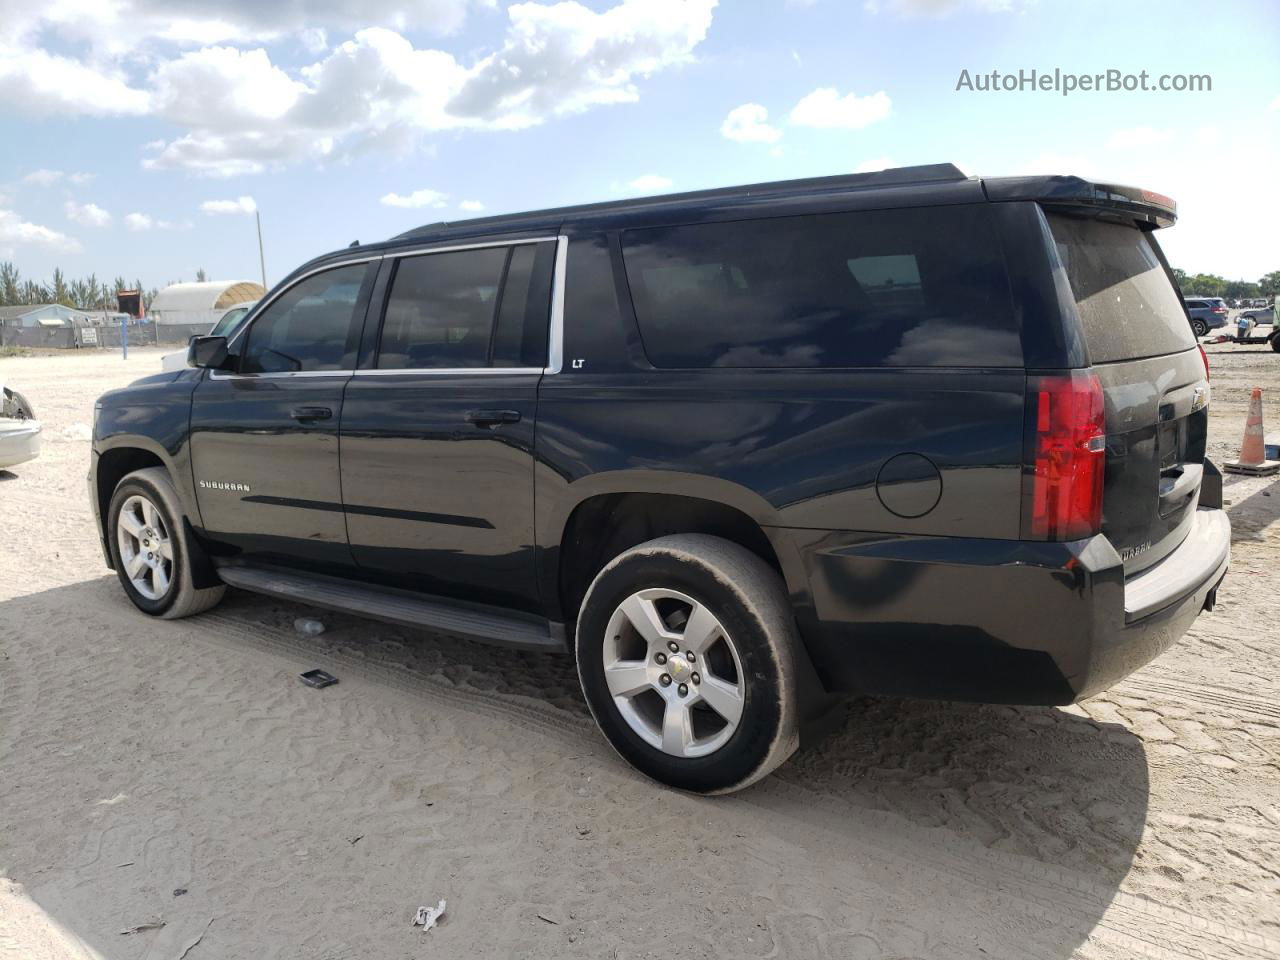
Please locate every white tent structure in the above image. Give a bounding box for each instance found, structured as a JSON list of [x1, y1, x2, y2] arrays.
[[148, 281, 265, 328]]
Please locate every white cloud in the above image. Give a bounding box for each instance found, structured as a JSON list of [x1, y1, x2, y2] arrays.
[[865, 0, 1028, 15], [200, 196, 257, 215], [64, 200, 112, 227], [790, 87, 891, 129], [627, 174, 673, 191], [0, 209, 81, 252], [721, 103, 782, 143], [23, 169, 64, 186], [1106, 126, 1172, 150], [0, 48, 149, 116], [380, 189, 449, 208], [459, 200, 485, 212], [448, 0, 715, 124], [124, 212, 183, 231], [23, 169, 95, 186], [1, 0, 486, 55], [2, 0, 717, 177]]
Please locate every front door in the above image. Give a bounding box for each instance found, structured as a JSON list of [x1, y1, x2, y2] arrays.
[[190, 260, 375, 570], [340, 238, 557, 612]]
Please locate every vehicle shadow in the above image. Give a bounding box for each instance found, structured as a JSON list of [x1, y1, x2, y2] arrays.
[[209, 587, 1151, 957]]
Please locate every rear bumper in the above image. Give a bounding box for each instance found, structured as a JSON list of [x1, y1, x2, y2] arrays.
[[789, 506, 1230, 705], [0, 420, 41, 469]]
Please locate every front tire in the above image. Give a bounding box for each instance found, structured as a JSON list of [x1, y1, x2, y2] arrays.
[[576, 534, 800, 794], [107, 467, 225, 619]]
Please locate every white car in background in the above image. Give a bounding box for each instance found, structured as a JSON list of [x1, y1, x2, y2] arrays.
[[160, 301, 258, 372], [0, 381, 41, 470]]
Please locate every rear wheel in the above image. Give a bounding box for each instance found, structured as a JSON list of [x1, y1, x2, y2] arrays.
[[1271, 332, 1280, 353], [107, 467, 225, 619], [1191, 319, 1207, 337], [576, 534, 799, 794]]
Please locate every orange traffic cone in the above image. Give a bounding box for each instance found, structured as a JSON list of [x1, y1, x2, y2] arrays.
[[1224, 387, 1280, 475]]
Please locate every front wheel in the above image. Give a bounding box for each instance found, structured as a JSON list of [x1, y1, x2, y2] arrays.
[[576, 534, 800, 794], [107, 467, 225, 619]]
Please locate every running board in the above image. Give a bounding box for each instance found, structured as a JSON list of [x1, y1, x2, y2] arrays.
[[216, 565, 566, 652]]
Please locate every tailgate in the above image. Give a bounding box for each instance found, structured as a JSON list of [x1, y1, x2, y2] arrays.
[[1045, 212, 1206, 575]]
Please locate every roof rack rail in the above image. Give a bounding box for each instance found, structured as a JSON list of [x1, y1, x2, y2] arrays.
[[393, 163, 970, 241]]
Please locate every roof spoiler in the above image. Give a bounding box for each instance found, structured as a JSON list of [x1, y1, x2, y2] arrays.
[[981, 175, 1176, 228]]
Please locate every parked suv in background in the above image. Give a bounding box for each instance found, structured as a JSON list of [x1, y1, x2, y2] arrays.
[[1184, 297, 1229, 336], [90, 166, 1230, 793]]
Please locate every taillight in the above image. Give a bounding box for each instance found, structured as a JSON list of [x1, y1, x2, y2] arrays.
[[1023, 372, 1105, 541], [1198, 344, 1209, 380], [1213, 307, 1227, 315]]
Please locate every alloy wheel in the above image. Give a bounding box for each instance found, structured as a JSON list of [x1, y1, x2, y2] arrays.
[[116, 494, 174, 601], [601, 588, 745, 758]]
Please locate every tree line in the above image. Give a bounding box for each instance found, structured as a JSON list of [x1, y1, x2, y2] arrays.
[[1172, 268, 1280, 300], [0, 261, 206, 314]]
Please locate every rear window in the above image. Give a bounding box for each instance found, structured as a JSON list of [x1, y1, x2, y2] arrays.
[[621, 205, 1019, 368], [1045, 213, 1194, 363]]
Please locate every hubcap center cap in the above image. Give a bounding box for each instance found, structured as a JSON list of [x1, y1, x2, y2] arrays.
[[665, 654, 692, 683]]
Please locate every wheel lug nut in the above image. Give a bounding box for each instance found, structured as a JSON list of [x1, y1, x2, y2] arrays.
[[667, 641, 679, 653], [678, 683, 689, 697], [691, 672, 700, 685], [655, 652, 667, 665], [686, 651, 696, 662], [659, 674, 672, 687]]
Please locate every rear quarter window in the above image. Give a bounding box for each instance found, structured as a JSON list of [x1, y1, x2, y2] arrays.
[[621, 204, 1020, 368], [1045, 213, 1194, 363]]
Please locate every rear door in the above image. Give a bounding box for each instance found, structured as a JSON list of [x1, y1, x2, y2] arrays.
[[190, 260, 375, 569], [1045, 211, 1206, 575], [339, 238, 558, 612]]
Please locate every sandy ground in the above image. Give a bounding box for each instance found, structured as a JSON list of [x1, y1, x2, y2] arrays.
[[0, 343, 1277, 960]]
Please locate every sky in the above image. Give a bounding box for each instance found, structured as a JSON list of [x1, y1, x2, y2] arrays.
[[0, 0, 1277, 291]]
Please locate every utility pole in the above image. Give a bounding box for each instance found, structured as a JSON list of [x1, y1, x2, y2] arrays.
[[255, 209, 267, 290]]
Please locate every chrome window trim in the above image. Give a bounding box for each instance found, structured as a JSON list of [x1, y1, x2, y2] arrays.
[[211, 255, 382, 379], [545, 235, 567, 375], [208, 234, 567, 381], [387, 236, 558, 260], [210, 370, 356, 380], [352, 366, 545, 378]]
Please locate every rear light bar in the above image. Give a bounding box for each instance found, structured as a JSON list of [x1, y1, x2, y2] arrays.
[[1199, 345, 1210, 380], [1022, 371, 1106, 541]]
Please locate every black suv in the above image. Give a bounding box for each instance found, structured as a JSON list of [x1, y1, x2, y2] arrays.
[[90, 165, 1230, 793]]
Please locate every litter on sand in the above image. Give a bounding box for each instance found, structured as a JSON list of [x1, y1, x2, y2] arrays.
[[299, 669, 338, 688], [412, 900, 446, 932], [294, 618, 326, 636], [120, 920, 165, 935]]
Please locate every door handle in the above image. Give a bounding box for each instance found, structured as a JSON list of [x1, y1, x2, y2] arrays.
[[290, 406, 333, 422], [465, 409, 521, 427]]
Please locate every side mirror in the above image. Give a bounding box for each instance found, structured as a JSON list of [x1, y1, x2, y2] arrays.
[[188, 335, 229, 369]]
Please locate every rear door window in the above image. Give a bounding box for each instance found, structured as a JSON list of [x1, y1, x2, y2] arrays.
[[621, 204, 1019, 368], [1045, 213, 1194, 363], [377, 243, 554, 370]]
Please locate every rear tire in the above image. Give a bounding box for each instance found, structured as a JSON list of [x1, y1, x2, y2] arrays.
[[576, 534, 800, 794], [1191, 319, 1207, 338], [107, 467, 225, 619], [1271, 333, 1280, 353]]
